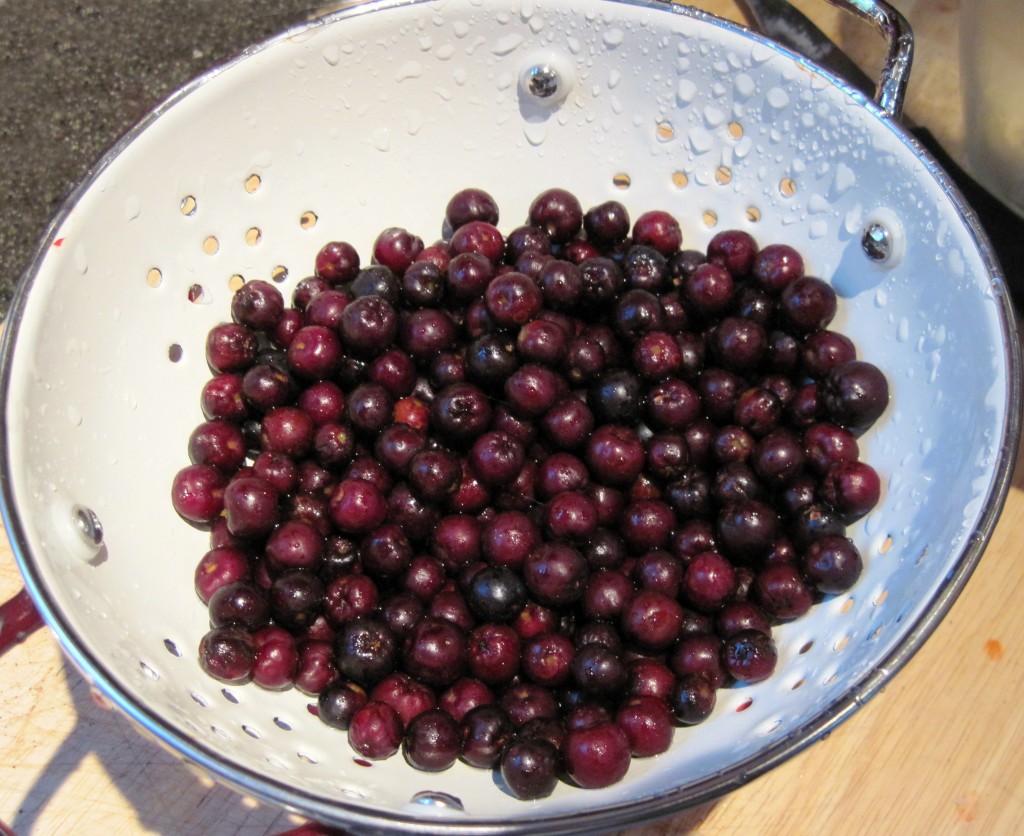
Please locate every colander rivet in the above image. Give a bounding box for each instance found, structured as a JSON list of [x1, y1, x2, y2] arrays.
[[409, 791, 464, 811], [526, 64, 560, 99], [861, 221, 893, 262], [73, 504, 104, 547]]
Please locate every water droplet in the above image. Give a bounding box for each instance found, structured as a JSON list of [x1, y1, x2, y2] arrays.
[[948, 248, 965, 278], [436, 43, 455, 60], [250, 151, 273, 169], [809, 219, 828, 239], [124, 195, 141, 221], [807, 193, 829, 214], [74, 243, 89, 275], [734, 136, 754, 159], [832, 162, 856, 196], [492, 33, 524, 55], [688, 126, 714, 154], [396, 60, 422, 81], [766, 87, 790, 110], [524, 122, 547, 146], [874, 288, 888, 307], [896, 317, 910, 342], [733, 72, 757, 98], [418, 35, 433, 51], [603, 28, 625, 48], [453, 20, 470, 37], [844, 204, 864, 234], [373, 127, 391, 152], [322, 44, 341, 66], [607, 69, 621, 89], [676, 78, 698, 105], [68, 405, 83, 426], [703, 105, 725, 128], [406, 109, 424, 135]]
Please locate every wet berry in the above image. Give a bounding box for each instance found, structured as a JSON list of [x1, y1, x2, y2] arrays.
[[181, 187, 890, 799], [562, 721, 631, 789], [348, 701, 404, 760], [500, 739, 561, 800]]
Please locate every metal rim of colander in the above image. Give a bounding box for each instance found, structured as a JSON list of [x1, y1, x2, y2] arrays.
[[1, 0, 1020, 832]]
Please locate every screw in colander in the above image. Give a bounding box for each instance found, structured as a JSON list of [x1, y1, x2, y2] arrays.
[[72, 504, 104, 548], [861, 221, 894, 262], [525, 64, 560, 99]]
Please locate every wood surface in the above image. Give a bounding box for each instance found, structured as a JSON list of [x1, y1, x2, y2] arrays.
[[5, 1, 1019, 834]]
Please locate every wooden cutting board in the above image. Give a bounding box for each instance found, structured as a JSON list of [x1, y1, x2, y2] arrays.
[[6, 1, 1021, 834]]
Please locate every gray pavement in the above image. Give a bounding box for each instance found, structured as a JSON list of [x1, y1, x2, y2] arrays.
[[0, 1, 325, 315]]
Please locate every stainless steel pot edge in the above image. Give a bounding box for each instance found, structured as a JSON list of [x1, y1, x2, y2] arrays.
[[0, 0, 1019, 832]]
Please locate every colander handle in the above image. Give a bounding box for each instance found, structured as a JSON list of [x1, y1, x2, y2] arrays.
[[825, 0, 913, 119], [0, 587, 45, 656]]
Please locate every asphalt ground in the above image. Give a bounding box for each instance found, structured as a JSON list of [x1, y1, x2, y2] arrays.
[[0, 1, 327, 315]]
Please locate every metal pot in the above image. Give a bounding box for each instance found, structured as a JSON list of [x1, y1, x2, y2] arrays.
[[0, 0, 1018, 831]]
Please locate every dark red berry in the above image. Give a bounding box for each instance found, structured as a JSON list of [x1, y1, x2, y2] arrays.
[[348, 701, 403, 760], [562, 721, 631, 789]]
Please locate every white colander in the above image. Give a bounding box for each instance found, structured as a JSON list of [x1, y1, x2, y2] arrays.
[[1, 0, 1019, 832]]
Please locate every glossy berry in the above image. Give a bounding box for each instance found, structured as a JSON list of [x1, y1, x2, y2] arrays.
[[209, 580, 269, 631], [620, 589, 683, 651], [348, 701, 404, 760], [584, 200, 630, 244], [670, 673, 717, 725], [223, 476, 279, 539], [206, 322, 259, 374], [328, 478, 388, 535], [172, 464, 227, 523], [822, 360, 889, 433], [722, 629, 778, 683], [616, 695, 674, 757], [800, 534, 864, 594], [528, 188, 583, 244], [317, 679, 369, 730], [183, 187, 892, 799], [402, 708, 461, 772], [631, 210, 682, 255], [465, 565, 528, 623], [315, 240, 361, 284], [446, 187, 499, 229], [403, 617, 467, 688], [562, 721, 631, 789], [461, 703, 515, 769], [500, 739, 561, 800], [199, 626, 254, 683], [373, 227, 424, 275], [779, 276, 837, 333]]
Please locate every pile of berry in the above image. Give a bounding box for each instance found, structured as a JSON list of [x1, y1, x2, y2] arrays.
[[172, 187, 887, 799]]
